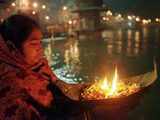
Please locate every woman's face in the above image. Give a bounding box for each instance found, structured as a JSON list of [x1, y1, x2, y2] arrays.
[[22, 28, 43, 65]]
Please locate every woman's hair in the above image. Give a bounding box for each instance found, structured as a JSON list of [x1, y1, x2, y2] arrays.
[[0, 14, 40, 49]]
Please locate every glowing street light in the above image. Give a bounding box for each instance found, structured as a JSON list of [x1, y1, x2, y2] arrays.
[[142, 19, 149, 25], [33, 2, 38, 8], [102, 17, 109, 21], [63, 6, 68, 11], [11, 2, 16, 7], [68, 20, 73, 25], [155, 18, 160, 23], [155, 18, 159, 22], [136, 17, 140, 22], [32, 11, 36, 15], [117, 14, 122, 18], [45, 16, 50, 20], [102, 16, 106, 21], [132, 15, 136, 18], [128, 16, 132, 20], [106, 10, 112, 16], [148, 19, 151, 23], [42, 5, 46, 9]]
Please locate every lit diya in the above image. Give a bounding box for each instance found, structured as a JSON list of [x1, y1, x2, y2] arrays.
[[79, 63, 157, 120], [81, 63, 157, 101]]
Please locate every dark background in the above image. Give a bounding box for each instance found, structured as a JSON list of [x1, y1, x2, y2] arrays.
[[103, 0, 160, 18]]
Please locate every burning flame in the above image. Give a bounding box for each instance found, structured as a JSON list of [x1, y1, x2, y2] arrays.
[[100, 77, 109, 90], [99, 68, 118, 97], [110, 67, 118, 95], [81, 67, 140, 100], [101, 67, 120, 97]]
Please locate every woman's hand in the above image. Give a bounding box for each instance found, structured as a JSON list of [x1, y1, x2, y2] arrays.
[[55, 80, 89, 101]]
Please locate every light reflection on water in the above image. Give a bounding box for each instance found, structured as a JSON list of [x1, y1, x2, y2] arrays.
[[43, 27, 160, 84]]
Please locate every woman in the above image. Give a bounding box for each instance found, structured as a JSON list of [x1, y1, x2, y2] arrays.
[[0, 14, 85, 120]]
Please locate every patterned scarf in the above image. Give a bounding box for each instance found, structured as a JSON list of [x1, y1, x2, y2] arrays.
[[0, 35, 54, 120]]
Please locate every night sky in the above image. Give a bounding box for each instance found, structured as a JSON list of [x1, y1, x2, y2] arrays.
[[103, 0, 160, 18]]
